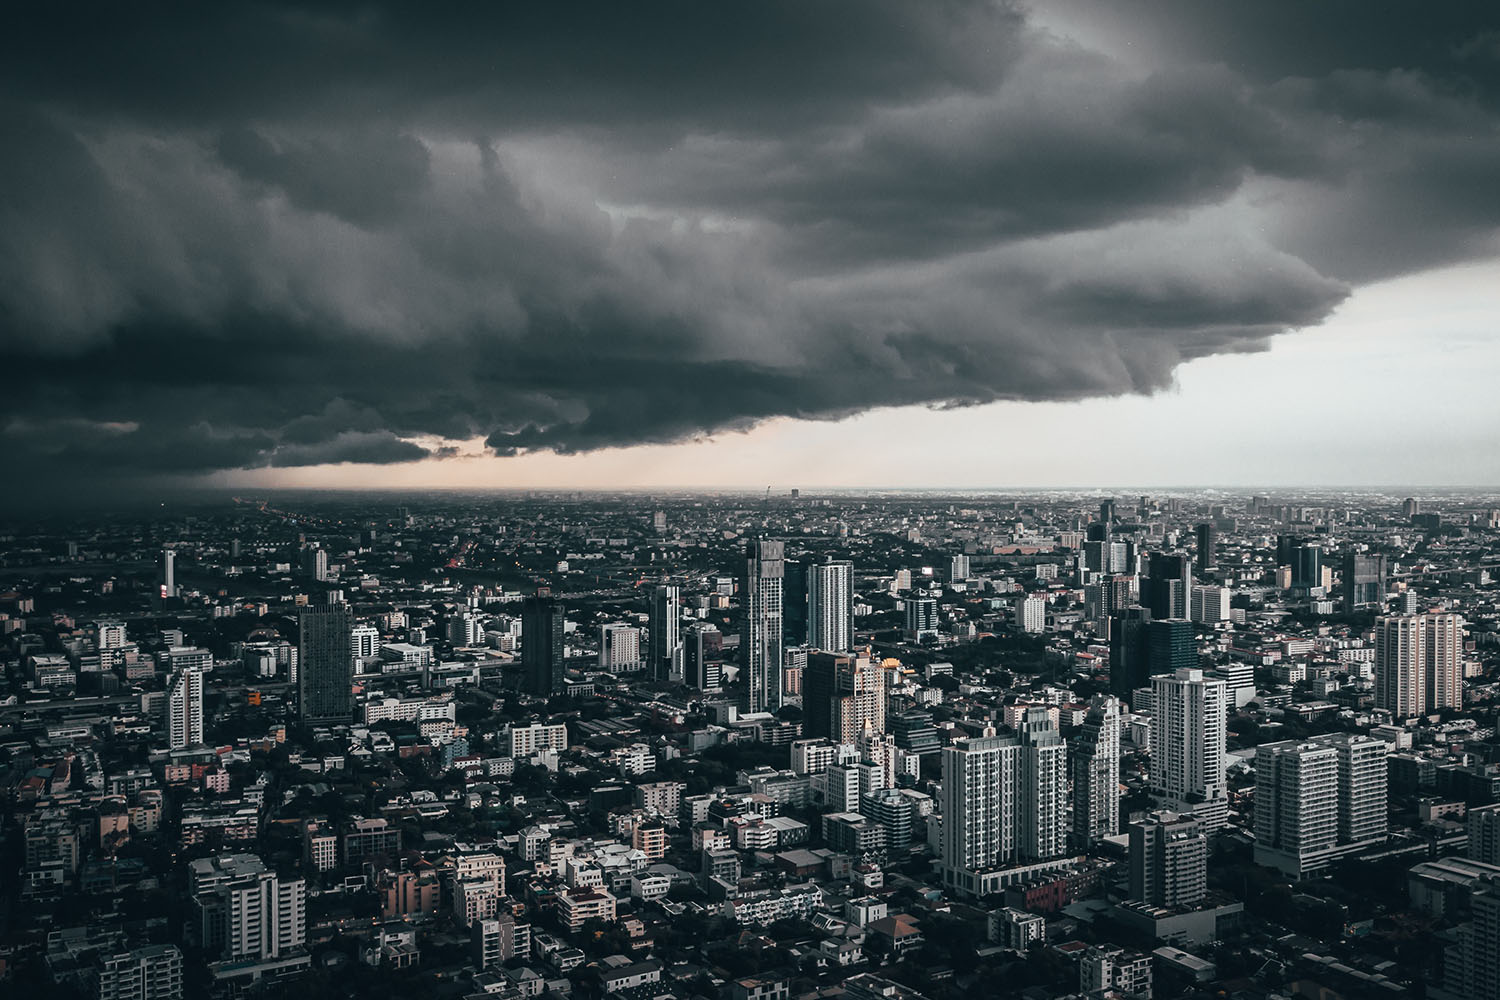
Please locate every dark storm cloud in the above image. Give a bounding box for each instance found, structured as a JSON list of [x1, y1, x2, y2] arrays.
[[2, 1, 1499, 481]]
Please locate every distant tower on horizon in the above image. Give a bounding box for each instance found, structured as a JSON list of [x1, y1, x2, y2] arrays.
[[161, 548, 177, 600]]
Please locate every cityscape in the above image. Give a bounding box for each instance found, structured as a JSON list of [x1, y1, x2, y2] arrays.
[[3, 489, 1500, 1000], [6, 4, 1500, 1000]]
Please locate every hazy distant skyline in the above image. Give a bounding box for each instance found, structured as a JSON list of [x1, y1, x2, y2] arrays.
[[5, 3, 1500, 496]]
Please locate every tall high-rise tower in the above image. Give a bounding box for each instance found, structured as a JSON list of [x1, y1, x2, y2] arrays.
[[1108, 606, 1152, 702], [1128, 812, 1206, 908], [299, 601, 353, 721], [161, 548, 177, 600], [1071, 695, 1123, 847], [807, 560, 854, 652], [940, 734, 1019, 895], [1374, 614, 1425, 718], [1427, 612, 1464, 711], [1150, 668, 1228, 830], [1194, 523, 1217, 578], [804, 651, 886, 742], [167, 666, 204, 749], [739, 539, 785, 714], [1342, 551, 1387, 613], [1018, 707, 1068, 862], [522, 595, 566, 697], [647, 584, 681, 683], [1145, 553, 1190, 620]]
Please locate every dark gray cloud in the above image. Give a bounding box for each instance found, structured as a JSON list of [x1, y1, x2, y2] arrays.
[[1, 1, 1499, 484]]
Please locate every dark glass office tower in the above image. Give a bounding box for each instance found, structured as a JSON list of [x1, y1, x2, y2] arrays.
[[522, 595, 566, 696], [1146, 618, 1197, 676], [299, 601, 352, 721], [1195, 523, 1217, 577], [1109, 606, 1153, 702], [1145, 553, 1190, 620]]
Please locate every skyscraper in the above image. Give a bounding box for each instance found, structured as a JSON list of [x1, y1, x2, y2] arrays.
[[1253, 732, 1387, 878], [1341, 551, 1387, 613], [1253, 740, 1338, 878], [1194, 523, 1217, 578], [1190, 585, 1231, 623], [161, 547, 176, 600], [940, 718, 1068, 897], [1018, 708, 1067, 862], [782, 558, 809, 647], [298, 601, 352, 721], [522, 595, 566, 697], [683, 622, 723, 692], [1071, 695, 1122, 848], [1146, 618, 1197, 676], [1469, 803, 1500, 866], [1145, 553, 1190, 620], [1292, 543, 1323, 590], [1427, 612, 1464, 711], [167, 666, 204, 750], [740, 538, 785, 714], [904, 595, 938, 643], [804, 651, 886, 743], [1108, 606, 1152, 702], [940, 734, 1019, 896], [807, 560, 855, 652], [950, 554, 970, 582], [1150, 668, 1228, 831], [1128, 812, 1206, 908], [647, 584, 681, 682], [1375, 614, 1425, 718]]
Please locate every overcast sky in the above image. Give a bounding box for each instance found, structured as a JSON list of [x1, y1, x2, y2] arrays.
[[5, 2, 1500, 496]]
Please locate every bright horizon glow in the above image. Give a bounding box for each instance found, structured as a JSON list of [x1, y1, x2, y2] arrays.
[[212, 255, 1500, 491]]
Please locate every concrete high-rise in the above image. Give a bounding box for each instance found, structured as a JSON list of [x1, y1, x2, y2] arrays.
[[1469, 804, 1500, 866], [739, 539, 785, 714], [1427, 612, 1464, 711], [1190, 585, 1231, 623], [298, 601, 352, 721], [1254, 733, 1387, 878], [1071, 695, 1122, 848], [96, 944, 183, 1000], [807, 560, 855, 653], [1018, 708, 1068, 862], [647, 584, 681, 682], [940, 717, 1068, 897], [1253, 740, 1338, 878], [1128, 812, 1207, 908], [940, 733, 1019, 896], [161, 548, 176, 600], [1150, 668, 1228, 831], [804, 651, 886, 743], [1375, 614, 1426, 718], [950, 554, 971, 582], [167, 666, 204, 750], [522, 595, 566, 697]]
